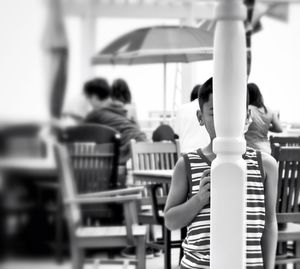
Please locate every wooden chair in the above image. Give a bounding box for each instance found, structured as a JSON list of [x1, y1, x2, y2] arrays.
[[55, 140, 147, 269], [270, 135, 300, 160], [130, 139, 184, 269], [275, 146, 300, 268], [59, 124, 122, 187], [131, 139, 180, 171], [36, 124, 122, 261], [60, 124, 126, 225]]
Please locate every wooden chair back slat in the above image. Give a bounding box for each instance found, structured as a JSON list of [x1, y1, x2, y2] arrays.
[[276, 147, 300, 217], [291, 160, 299, 212], [270, 135, 300, 160], [170, 153, 175, 168], [68, 143, 115, 193], [287, 161, 296, 212], [294, 169, 300, 213], [276, 162, 283, 213], [130, 139, 180, 171], [164, 154, 168, 169], [281, 160, 290, 213]]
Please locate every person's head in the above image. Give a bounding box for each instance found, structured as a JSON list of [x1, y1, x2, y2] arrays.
[[196, 77, 215, 139], [190, 84, 201, 102], [111, 78, 132, 105], [197, 78, 213, 112], [196, 77, 251, 140], [247, 82, 267, 113], [83, 78, 111, 109]]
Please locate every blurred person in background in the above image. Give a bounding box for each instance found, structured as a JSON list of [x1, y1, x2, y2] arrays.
[[111, 78, 138, 123], [84, 77, 152, 258], [245, 82, 283, 154], [84, 77, 147, 165], [174, 84, 210, 153]]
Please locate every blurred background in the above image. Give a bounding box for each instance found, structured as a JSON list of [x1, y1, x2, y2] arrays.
[[0, 0, 300, 269], [0, 0, 300, 128]]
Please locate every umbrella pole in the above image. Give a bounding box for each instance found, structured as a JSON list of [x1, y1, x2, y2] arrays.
[[163, 62, 167, 123]]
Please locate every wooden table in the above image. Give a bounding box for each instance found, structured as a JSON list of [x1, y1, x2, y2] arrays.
[[132, 169, 173, 185], [132, 169, 173, 206], [0, 157, 56, 176]]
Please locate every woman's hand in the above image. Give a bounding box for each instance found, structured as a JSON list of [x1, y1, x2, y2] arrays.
[[195, 169, 211, 206]]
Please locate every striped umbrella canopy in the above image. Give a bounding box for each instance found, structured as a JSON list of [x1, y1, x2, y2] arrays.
[[92, 25, 213, 119], [92, 25, 213, 65]]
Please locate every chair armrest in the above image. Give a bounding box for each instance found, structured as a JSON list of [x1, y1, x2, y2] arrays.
[[65, 193, 142, 205], [77, 186, 145, 198], [277, 213, 300, 223]]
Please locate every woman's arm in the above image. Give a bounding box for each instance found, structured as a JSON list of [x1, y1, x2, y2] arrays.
[[261, 152, 278, 269], [269, 111, 283, 133], [164, 157, 210, 231]]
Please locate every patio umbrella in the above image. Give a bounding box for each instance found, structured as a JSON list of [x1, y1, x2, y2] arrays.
[[198, 0, 289, 76], [92, 25, 214, 119]]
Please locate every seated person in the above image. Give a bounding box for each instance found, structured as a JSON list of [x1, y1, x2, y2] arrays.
[[245, 82, 282, 154], [111, 78, 138, 123], [84, 77, 147, 165], [152, 124, 177, 142]]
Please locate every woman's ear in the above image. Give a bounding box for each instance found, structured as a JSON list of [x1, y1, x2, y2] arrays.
[[196, 110, 204, 126]]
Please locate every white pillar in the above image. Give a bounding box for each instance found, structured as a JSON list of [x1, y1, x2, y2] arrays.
[[80, 2, 96, 83], [180, 6, 197, 104], [210, 0, 247, 269]]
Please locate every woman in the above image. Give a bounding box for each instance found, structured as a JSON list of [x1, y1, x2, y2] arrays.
[[111, 78, 138, 123], [245, 82, 282, 154]]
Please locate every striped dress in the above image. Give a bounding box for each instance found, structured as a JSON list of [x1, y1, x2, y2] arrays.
[[181, 147, 265, 269]]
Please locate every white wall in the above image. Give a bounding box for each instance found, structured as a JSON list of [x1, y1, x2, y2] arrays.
[[0, 2, 299, 124], [249, 6, 300, 123], [0, 0, 48, 123], [62, 7, 300, 124]]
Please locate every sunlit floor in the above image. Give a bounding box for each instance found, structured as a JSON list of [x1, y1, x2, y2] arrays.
[[1, 250, 295, 269], [1, 248, 181, 269]]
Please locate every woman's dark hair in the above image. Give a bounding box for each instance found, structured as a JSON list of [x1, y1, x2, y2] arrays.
[[83, 78, 110, 100], [111, 78, 132, 104], [247, 83, 267, 113], [198, 77, 213, 111]]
